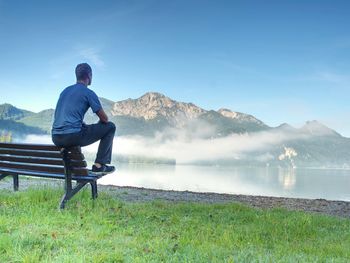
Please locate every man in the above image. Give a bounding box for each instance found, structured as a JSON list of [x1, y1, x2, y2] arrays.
[[52, 63, 116, 174]]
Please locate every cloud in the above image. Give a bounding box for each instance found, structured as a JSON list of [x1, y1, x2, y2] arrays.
[[20, 126, 311, 165], [21, 108, 340, 166], [316, 72, 350, 85], [109, 129, 309, 164], [78, 47, 105, 68], [20, 134, 53, 144], [299, 71, 350, 88], [48, 46, 105, 79], [48, 52, 77, 80]]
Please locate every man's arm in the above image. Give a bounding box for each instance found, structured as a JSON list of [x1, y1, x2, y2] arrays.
[[96, 109, 109, 123]]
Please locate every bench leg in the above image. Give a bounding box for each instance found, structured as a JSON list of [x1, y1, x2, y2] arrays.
[[0, 174, 17, 191], [59, 181, 88, 209], [13, 174, 19, 191], [0, 174, 8, 181], [90, 181, 98, 199], [59, 194, 69, 209]]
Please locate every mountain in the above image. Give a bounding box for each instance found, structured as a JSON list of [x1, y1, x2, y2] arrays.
[[0, 93, 341, 139], [205, 109, 269, 136], [110, 92, 206, 126], [0, 119, 46, 136], [80, 92, 270, 137], [0, 104, 47, 136], [0, 103, 33, 120], [218, 108, 266, 126], [83, 93, 173, 136], [0, 92, 349, 167], [300, 120, 341, 137], [275, 123, 296, 131], [18, 109, 55, 133]]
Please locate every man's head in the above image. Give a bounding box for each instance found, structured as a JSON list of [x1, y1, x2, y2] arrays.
[[75, 63, 92, 86]]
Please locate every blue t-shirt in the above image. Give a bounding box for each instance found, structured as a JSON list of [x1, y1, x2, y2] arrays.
[[52, 83, 102, 134]]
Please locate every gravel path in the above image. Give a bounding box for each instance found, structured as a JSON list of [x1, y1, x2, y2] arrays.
[[1, 177, 350, 219]]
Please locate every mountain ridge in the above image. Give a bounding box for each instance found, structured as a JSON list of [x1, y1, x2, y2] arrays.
[[0, 92, 342, 137], [1, 92, 349, 167]]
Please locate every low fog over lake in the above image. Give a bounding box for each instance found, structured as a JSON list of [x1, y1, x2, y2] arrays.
[[21, 135, 350, 201]]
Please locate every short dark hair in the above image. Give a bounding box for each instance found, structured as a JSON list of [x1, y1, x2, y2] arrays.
[[75, 63, 92, 81]]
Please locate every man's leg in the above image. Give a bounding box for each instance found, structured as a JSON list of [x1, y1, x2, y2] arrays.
[[52, 133, 81, 148], [79, 122, 116, 165]]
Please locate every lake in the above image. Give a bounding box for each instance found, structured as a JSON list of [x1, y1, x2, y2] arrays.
[[98, 164, 350, 201]]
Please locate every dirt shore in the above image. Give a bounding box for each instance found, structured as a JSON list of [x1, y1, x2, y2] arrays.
[[1, 178, 349, 219]]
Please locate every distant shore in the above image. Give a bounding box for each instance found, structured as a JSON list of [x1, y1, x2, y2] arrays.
[[1, 177, 349, 219]]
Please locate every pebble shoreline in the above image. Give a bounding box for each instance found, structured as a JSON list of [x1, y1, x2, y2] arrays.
[[1, 178, 349, 219]]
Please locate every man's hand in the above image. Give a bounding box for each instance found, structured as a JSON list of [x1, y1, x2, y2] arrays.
[[96, 109, 109, 123]]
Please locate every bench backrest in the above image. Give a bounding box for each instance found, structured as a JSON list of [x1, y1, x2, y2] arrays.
[[0, 143, 88, 176]]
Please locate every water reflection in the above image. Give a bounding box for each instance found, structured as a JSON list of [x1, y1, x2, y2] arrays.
[[278, 167, 296, 190], [98, 164, 350, 201]]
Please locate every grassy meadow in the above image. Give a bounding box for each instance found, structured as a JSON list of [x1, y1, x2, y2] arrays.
[[0, 187, 349, 262]]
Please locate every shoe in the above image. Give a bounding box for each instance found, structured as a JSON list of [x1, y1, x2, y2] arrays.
[[91, 164, 116, 175]]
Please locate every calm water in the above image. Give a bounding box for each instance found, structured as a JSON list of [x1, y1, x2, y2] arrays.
[[98, 164, 350, 201]]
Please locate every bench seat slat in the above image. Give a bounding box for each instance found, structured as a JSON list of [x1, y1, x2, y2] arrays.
[[0, 161, 88, 176], [0, 155, 87, 167], [0, 149, 85, 160], [0, 148, 61, 158], [0, 143, 60, 151], [0, 155, 62, 165], [0, 143, 83, 153], [0, 168, 101, 180]]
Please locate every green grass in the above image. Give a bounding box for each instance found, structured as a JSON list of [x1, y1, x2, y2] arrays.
[[0, 187, 350, 262]]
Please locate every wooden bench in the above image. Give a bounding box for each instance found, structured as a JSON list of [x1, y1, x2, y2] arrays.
[[0, 142, 107, 209]]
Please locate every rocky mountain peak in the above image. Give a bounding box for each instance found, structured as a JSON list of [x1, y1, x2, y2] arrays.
[[217, 107, 267, 127], [138, 92, 176, 111], [218, 108, 238, 119], [301, 120, 339, 136], [110, 92, 206, 125], [276, 123, 295, 130], [140, 92, 166, 100]]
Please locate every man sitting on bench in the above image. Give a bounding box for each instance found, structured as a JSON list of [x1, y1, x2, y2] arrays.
[[52, 63, 116, 175]]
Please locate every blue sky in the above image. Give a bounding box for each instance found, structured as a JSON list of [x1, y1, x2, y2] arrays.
[[0, 0, 350, 135]]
